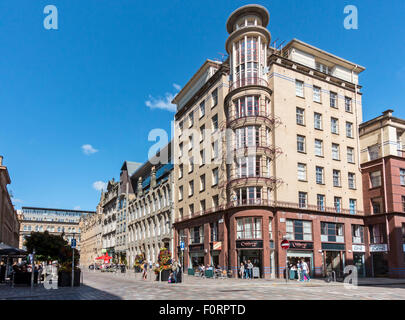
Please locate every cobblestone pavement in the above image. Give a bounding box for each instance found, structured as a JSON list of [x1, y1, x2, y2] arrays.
[[1, 270, 405, 300]]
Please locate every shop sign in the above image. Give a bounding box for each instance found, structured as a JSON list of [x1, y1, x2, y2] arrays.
[[369, 244, 388, 252], [236, 240, 263, 249], [321, 243, 345, 251], [189, 244, 204, 252], [289, 241, 313, 250], [212, 241, 222, 251], [352, 245, 365, 252]]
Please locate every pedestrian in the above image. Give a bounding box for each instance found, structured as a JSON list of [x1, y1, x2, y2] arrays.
[[172, 260, 179, 283], [239, 262, 245, 279], [297, 260, 302, 281], [247, 260, 253, 279], [243, 260, 248, 279], [142, 260, 148, 280], [301, 259, 310, 282]]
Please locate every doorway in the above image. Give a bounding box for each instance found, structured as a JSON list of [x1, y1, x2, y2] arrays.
[[372, 253, 389, 277]]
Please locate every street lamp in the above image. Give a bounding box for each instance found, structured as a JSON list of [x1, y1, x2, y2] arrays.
[[71, 232, 77, 287]]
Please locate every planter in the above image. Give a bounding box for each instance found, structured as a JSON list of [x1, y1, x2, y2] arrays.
[[188, 268, 194, 276], [58, 270, 81, 287], [156, 269, 171, 281]]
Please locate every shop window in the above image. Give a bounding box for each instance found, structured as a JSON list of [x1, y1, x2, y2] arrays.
[[210, 222, 219, 242], [286, 220, 312, 241], [321, 222, 344, 243], [236, 217, 262, 239], [269, 219, 273, 240], [352, 225, 364, 244], [369, 224, 386, 244]]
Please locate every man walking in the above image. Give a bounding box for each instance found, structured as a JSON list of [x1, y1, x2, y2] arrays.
[[301, 259, 310, 282], [172, 260, 179, 283], [247, 260, 253, 279]]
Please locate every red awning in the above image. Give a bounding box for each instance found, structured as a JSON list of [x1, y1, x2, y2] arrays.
[[95, 253, 112, 261]]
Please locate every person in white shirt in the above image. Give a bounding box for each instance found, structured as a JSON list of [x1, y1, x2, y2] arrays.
[[301, 260, 310, 282]]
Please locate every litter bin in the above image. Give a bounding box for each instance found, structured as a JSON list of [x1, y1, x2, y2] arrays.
[[120, 265, 126, 273]]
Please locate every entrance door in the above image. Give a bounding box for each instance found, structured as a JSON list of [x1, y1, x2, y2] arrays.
[[238, 250, 262, 278], [325, 251, 342, 274], [353, 253, 365, 277], [372, 253, 389, 277]]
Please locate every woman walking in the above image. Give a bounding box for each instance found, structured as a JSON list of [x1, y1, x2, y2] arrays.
[[239, 262, 245, 279], [142, 260, 148, 280]]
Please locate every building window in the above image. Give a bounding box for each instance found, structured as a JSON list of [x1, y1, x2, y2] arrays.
[[199, 100, 205, 118], [178, 121, 183, 136], [349, 199, 357, 214], [179, 142, 183, 158], [368, 145, 380, 161], [316, 166, 324, 184], [315, 139, 323, 156], [200, 200, 206, 212], [296, 107, 305, 125], [313, 86, 321, 103], [189, 112, 194, 128], [212, 141, 219, 159], [372, 198, 382, 214], [269, 219, 273, 240], [345, 97, 352, 112], [190, 226, 204, 244], [189, 157, 194, 173], [333, 170, 341, 187], [200, 125, 205, 142], [212, 88, 218, 107], [236, 217, 262, 239], [179, 208, 183, 219], [286, 220, 312, 241], [236, 126, 260, 148], [346, 122, 353, 138], [314, 112, 322, 130], [332, 143, 340, 160], [212, 195, 219, 209], [235, 96, 259, 118], [189, 134, 193, 150], [321, 222, 344, 242], [237, 156, 260, 178], [334, 197, 342, 213], [296, 80, 304, 97], [299, 192, 307, 208], [212, 168, 219, 186], [400, 169, 405, 186], [200, 175, 205, 191], [369, 224, 386, 244], [370, 171, 382, 188], [317, 194, 325, 211], [212, 114, 218, 130], [210, 221, 219, 242], [330, 92, 337, 108], [347, 147, 355, 163], [235, 187, 262, 205], [297, 163, 307, 181], [178, 186, 183, 201], [297, 135, 306, 153], [352, 225, 364, 244], [348, 173, 356, 189], [189, 204, 194, 216], [200, 149, 205, 165], [179, 164, 183, 179], [402, 196, 405, 213], [331, 117, 339, 134], [189, 180, 194, 196]]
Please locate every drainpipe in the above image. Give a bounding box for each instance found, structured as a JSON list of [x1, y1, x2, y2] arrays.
[[352, 66, 361, 174]]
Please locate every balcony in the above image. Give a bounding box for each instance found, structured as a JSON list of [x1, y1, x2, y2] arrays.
[[227, 176, 283, 189], [227, 111, 278, 130], [233, 145, 283, 159], [229, 77, 268, 92]]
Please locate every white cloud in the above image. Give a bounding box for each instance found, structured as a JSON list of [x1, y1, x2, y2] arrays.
[[145, 83, 181, 112], [145, 93, 177, 112], [92, 181, 107, 192], [74, 206, 81, 210], [81, 144, 98, 155]]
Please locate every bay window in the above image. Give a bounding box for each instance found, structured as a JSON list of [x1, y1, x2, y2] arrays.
[[237, 156, 260, 178], [235, 126, 260, 148], [235, 96, 260, 118], [236, 217, 262, 239], [236, 187, 262, 205]]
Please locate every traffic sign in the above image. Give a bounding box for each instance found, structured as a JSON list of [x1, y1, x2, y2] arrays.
[[71, 239, 77, 248], [281, 239, 290, 250], [180, 241, 185, 251]]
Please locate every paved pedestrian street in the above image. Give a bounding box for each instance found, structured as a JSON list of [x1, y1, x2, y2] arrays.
[[1, 270, 405, 300]]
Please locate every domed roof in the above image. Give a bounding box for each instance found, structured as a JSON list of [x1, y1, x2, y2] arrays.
[[226, 4, 270, 33]]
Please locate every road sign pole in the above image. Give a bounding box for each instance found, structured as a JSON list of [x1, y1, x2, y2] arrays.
[[280, 239, 290, 283]]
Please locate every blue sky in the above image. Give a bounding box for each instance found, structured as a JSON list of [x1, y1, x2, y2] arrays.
[[1, 0, 404, 211]]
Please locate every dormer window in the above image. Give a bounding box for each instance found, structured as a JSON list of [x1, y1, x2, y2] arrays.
[[316, 62, 330, 75]]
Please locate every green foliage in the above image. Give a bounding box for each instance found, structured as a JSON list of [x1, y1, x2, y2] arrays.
[[154, 247, 172, 274], [24, 231, 80, 267]]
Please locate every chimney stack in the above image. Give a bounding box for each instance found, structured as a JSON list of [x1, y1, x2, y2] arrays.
[[0, 155, 3, 166]]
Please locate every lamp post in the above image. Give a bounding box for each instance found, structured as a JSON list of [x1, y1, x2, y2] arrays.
[[180, 235, 186, 283], [71, 233, 77, 287]]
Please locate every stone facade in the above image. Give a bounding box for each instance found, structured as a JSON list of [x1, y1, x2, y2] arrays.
[[0, 156, 19, 248]]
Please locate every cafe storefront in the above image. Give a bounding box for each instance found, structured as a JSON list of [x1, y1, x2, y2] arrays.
[[352, 244, 366, 277], [236, 240, 263, 278], [189, 244, 205, 271], [322, 243, 346, 275], [287, 241, 315, 277]]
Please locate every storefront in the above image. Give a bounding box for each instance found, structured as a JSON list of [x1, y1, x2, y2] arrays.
[[352, 244, 366, 277], [286, 241, 314, 277], [189, 244, 205, 270], [236, 240, 263, 278], [322, 243, 345, 275], [370, 244, 389, 277]]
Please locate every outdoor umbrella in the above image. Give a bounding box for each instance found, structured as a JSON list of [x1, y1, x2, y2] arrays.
[[95, 253, 112, 264], [0, 243, 23, 256]]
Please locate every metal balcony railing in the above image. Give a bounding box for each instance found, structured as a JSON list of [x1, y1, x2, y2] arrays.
[[229, 77, 268, 92]]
